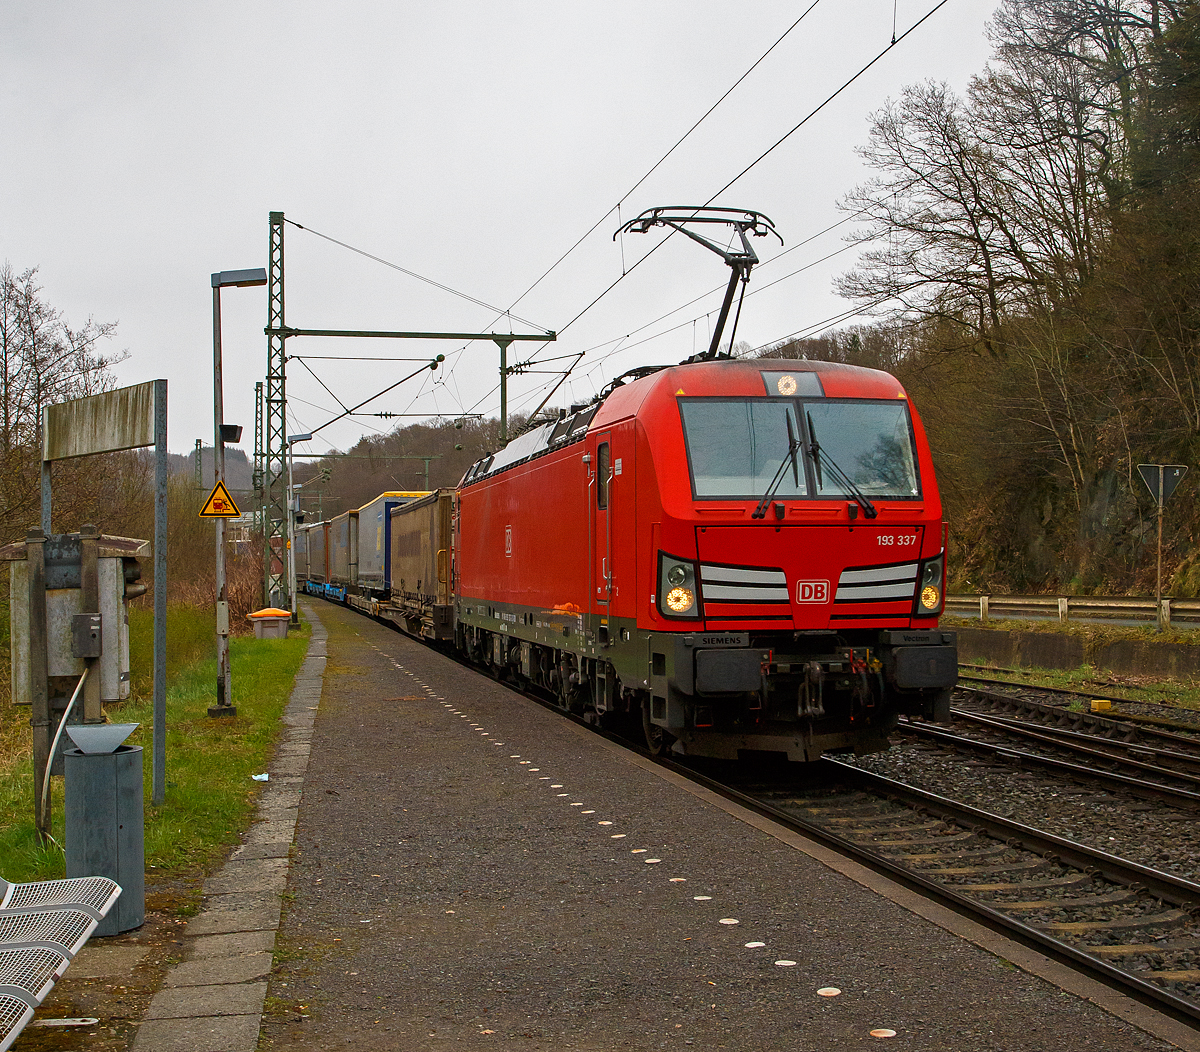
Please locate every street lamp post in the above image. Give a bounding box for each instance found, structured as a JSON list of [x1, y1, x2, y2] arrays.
[[210, 268, 267, 718], [286, 433, 312, 627]]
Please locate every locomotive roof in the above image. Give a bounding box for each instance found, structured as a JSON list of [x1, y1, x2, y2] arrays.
[[461, 356, 907, 487]]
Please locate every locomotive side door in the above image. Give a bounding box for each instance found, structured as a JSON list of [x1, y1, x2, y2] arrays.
[[590, 431, 613, 616]]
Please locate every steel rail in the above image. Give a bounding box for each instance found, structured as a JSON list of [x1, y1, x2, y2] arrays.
[[958, 683, 1200, 742], [957, 675, 1186, 714], [897, 720, 1200, 808], [949, 706, 1200, 775]]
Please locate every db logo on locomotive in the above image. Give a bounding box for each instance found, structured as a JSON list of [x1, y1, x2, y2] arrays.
[[795, 580, 829, 603]]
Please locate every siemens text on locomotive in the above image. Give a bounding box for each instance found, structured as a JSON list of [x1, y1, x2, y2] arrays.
[[297, 357, 957, 762]]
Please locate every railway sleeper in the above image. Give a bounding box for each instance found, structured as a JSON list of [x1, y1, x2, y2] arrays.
[[896, 843, 1011, 862], [1088, 938, 1200, 957], [824, 818, 948, 833], [1046, 909, 1192, 934], [852, 830, 973, 848], [922, 859, 1053, 876], [1002, 890, 1139, 911], [960, 873, 1095, 892]]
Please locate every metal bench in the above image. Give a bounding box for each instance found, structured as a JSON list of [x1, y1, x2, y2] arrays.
[[0, 876, 121, 917], [0, 876, 121, 1052]]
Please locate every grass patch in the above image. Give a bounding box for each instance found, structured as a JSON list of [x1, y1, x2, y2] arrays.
[[944, 613, 1200, 649], [957, 653, 1200, 708], [0, 605, 310, 885], [946, 614, 1200, 707]]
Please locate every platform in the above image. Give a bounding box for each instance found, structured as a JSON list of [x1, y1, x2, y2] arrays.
[[255, 601, 1184, 1051]]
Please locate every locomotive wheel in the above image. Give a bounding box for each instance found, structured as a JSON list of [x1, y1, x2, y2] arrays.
[[642, 699, 670, 757]]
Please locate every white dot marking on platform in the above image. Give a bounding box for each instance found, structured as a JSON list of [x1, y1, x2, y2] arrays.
[[745, 942, 766, 948], [631, 849, 647, 854], [557, 794, 569, 797], [539, 777, 551, 780], [550, 784, 563, 788], [817, 988, 841, 998], [644, 858, 661, 865], [610, 834, 626, 839], [519, 761, 531, 765], [529, 768, 540, 772], [569, 802, 583, 807], [510, 755, 521, 758], [775, 960, 797, 967], [719, 918, 739, 926], [693, 896, 712, 901], [580, 809, 595, 814], [870, 1030, 897, 1039], [598, 820, 612, 826], [669, 877, 686, 882]]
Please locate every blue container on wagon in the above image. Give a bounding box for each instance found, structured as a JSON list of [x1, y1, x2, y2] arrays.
[[356, 492, 428, 599]]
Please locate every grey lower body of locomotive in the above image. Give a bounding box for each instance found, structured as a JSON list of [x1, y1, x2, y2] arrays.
[[455, 599, 956, 763]]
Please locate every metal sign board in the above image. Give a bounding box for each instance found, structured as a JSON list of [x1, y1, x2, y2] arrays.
[[199, 481, 241, 518], [42, 381, 159, 461], [1137, 464, 1188, 505]]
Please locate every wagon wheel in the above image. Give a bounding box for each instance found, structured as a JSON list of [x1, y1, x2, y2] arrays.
[[642, 698, 671, 757]]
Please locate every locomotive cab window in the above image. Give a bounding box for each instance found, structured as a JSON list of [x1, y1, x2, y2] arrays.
[[806, 401, 920, 499], [597, 442, 610, 509], [679, 400, 807, 499], [679, 397, 921, 501]]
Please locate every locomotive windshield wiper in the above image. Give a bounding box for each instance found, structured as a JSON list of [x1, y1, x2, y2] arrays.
[[751, 413, 802, 519], [806, 412, 877, 519]]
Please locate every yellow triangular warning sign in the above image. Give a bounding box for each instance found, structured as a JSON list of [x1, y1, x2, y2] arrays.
[[199, 480, 241, 518]]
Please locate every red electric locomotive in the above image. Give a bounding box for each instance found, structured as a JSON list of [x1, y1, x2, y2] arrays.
[[455, 356, 956, 761]]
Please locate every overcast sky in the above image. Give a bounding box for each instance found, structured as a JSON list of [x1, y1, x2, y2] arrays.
[[2, 1, 996, 461]]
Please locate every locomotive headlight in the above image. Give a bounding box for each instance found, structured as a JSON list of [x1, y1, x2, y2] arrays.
[[665, 587, 696, 613], [666, 564, 690, 587], [915, 554, 945, 616], [659, 553, 702, 619]]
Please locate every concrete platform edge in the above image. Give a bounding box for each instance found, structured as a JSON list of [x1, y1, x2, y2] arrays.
[[129, 602, 326, 1052]]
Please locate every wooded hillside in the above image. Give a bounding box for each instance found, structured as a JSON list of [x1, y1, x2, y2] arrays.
[[762, 0, 1200, 597]]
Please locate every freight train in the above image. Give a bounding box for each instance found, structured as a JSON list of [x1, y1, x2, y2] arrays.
[[298, 356, 957, 762]]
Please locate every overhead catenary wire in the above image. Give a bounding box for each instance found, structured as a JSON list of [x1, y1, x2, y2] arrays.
[[429, 4, 830, 410], [499, 0, 827, 317], [283, 219, 551, 334], [498, 0, 956, 413], [287, 0, 955, 442]]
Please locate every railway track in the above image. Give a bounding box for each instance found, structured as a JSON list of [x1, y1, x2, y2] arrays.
[[686, 758, 1200, 1028], [958, 673, 1200, 735], [959, 681, 1200, 740], [893, 709, 1200, 810]]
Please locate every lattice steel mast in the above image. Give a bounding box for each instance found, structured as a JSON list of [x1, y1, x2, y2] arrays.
[[264, 212, 288, 606], [253, 380, 264, 535]]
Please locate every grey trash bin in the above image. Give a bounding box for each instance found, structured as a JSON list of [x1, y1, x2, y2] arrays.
[[64, 741, 145, 936]]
